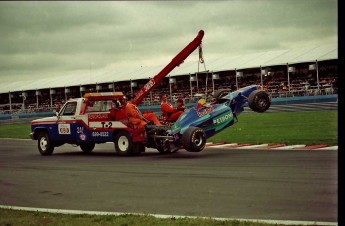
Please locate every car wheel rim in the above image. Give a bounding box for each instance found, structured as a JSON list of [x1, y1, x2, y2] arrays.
[[258, 98, 268, 108], [118, 136, 129, 152], [40, 137, 47, 151], [194, 133, 203, 147]]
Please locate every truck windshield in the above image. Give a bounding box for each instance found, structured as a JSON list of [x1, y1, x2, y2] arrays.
[[61, 102, 77, 116]]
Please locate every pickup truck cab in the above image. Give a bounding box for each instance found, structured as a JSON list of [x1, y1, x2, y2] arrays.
[[30, 92, 146, 156]]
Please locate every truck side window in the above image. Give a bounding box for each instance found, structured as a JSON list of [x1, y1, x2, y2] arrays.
[[86, 100, 114, 113], [61, 102, 77, 116]]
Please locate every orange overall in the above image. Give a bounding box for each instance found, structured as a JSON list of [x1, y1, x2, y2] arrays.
[[125, 102, 161, 127], [161, 101, 184, 123]]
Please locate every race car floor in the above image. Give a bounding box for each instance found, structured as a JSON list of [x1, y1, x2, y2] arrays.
[[205, 142, 338, 151]]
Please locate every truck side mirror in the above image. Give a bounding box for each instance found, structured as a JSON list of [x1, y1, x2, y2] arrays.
[[56, 111, 61, 119]]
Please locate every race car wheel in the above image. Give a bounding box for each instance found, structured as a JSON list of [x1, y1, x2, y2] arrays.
[[132, 142, 145, 156], [155, 139, 172, 154], [114, 131, 133, 156], [80, 142, 95, 153], [38, 132, 54, 156], [213, 89, 231, 100], [181, 127, 206, 152], [248, 90, 271, 113]]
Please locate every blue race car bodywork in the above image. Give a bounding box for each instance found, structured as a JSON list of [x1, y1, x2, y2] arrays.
[[170, 99, 234, 139], [171, 85, 268, 138], [145, 84, 271, 153]]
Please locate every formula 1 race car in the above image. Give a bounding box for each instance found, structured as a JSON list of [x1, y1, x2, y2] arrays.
[[145, 84, 271, 153]]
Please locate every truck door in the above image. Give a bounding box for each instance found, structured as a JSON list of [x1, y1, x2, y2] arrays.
[[55, 101, 78, 141]]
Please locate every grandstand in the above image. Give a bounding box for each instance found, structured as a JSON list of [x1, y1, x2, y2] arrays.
[[0, 43, 338, 114]]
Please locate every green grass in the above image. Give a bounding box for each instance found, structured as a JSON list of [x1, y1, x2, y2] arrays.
[[208, 110, 338, 146], [0, 208, 315, 226], [0, 122, 31, 139], [0, 110, 338, 145]]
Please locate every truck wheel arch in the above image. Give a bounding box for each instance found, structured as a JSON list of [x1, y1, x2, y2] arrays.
[[33, 128, 49, 140]]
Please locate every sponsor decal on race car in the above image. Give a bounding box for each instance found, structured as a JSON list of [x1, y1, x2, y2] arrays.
[[196, 106, 214, 117], [213, 112, 233, 125], [58, 124, 71, 134]]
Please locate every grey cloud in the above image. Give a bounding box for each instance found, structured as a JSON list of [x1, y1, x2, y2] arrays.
[[0, 0, 338, 83]]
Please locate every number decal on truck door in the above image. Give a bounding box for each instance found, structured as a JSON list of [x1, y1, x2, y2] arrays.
[[58, 124, 71, 134]]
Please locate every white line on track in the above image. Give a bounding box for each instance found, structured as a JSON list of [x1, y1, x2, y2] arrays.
[[271, 144, 306, 149], [237, 144, 269, 149], [0, 205, 337, 226], [316, 146, 338, 150], [208, 143, 238, 148]]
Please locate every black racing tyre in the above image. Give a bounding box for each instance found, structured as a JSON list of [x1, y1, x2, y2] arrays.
[[114, 131, 133, 156], [37, 132, 54, 156], [132, 142, 145, 156], [181, 127, 206, 152], [213, 89, 231, 100], [248, 90, 271, 113], [80, 142, 95, 153]]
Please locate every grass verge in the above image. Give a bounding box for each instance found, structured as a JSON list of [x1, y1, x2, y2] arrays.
[[208, 110, 338, 146], [0, 122, 31, 139], [0, 208, 316, 226]]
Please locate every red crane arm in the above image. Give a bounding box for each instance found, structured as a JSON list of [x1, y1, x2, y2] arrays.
[[132, 30, 205, 105]]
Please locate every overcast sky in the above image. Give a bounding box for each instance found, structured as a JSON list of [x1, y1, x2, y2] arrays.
[[0, 0, 338, 84]]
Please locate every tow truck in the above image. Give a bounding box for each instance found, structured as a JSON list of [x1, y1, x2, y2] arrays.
[[30, 30, 206, 156], [30, 30, 271, 156]]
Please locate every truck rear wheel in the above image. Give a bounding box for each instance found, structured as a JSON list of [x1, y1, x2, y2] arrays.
[[38, 132, 54, 156], [114, 131, 133, 156], [181, 127, 206, 152], [80, 142, 95, 153]]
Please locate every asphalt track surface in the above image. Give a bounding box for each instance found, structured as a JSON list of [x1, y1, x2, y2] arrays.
[[0, 139, 338, 223]]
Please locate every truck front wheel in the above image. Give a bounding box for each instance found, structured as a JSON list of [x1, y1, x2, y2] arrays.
[[114, 131, 133, 156], [38, 132, 54, 156]]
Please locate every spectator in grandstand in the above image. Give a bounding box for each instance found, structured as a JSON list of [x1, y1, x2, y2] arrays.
[[176, 98, 185, 112], [160, 94, 184, 123], [124, 95, 162, 128]]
